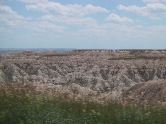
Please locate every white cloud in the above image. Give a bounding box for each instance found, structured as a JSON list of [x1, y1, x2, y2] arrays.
[[106, 13, 133, 24], [0, 4, 65, 32], [40, 14, 98, 29], [10, 0, 107, 31], [118, 3, 166, 18], [1, 1, 166, 48], [19, 0, 109, 17], [142, 0, 166, 4], [0, 3, 98, 33], [0, 4, 25, 26], [18, 0, 48, 4], [143, 0, 161, 3]]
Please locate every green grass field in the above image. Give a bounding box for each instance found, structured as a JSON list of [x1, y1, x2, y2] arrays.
[[0, 85, 166, 124]]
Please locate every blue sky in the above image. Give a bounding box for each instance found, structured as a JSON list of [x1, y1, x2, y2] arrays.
[[0, 0, 166, 49]]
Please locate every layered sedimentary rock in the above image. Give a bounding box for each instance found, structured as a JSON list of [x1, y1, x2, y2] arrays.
[[0, 50, 166, 105]]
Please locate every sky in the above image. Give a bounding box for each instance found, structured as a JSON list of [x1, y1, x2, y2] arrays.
[[0, 0, 166, 49]]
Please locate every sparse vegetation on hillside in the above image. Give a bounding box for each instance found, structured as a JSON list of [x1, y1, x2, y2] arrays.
[[1, 50, 166, 105], [0, 84, 166, 124]]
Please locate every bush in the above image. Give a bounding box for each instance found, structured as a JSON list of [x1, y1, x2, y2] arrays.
[[0, 85, 166, 124]]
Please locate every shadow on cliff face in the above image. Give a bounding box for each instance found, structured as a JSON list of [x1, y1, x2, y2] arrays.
[[123, 80, 166, 106], [127, 66, 166, 82], [1, 61, 166, 92], [0, 51, 166, 106], [1, 63, 166, 106], [3, 64, 14, 82]]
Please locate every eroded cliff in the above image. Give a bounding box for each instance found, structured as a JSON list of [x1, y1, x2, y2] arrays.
[[0, 50, 166, 105]]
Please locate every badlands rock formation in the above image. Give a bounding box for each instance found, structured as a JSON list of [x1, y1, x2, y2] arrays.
[[123, 80, 166, 106], [0, 50, 166, 105]]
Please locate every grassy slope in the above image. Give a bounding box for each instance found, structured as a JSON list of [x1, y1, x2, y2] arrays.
[[0, 85, 166, 124]]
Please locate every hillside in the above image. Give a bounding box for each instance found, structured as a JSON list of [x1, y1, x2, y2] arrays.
[[0, 50, 166, 105]]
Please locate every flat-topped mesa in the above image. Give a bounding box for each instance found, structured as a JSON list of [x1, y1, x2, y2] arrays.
[[39, 51, 78, 57]]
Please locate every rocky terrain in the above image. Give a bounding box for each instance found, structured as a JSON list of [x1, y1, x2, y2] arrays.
[[0, 50, 166, 105]]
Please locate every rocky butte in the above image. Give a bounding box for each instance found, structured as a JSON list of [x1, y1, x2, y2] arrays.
[[0, 49, 166, 106]]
